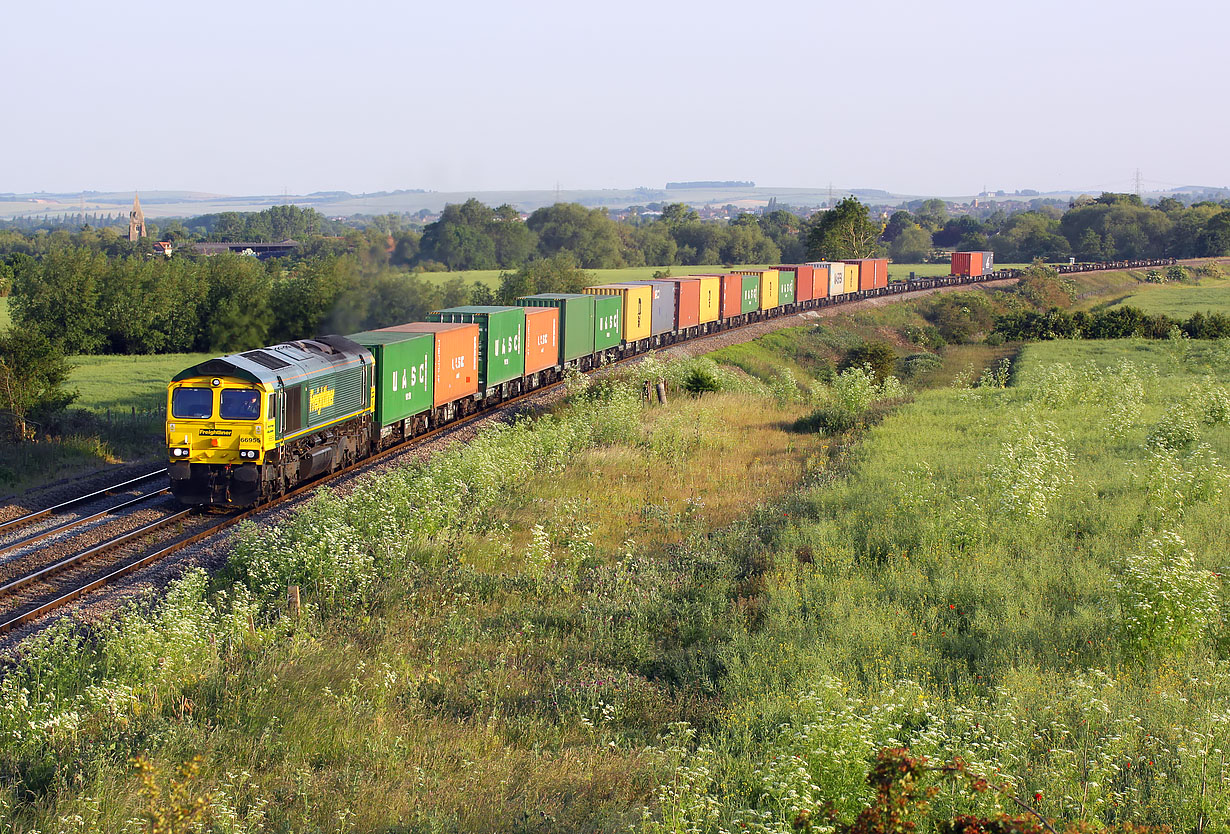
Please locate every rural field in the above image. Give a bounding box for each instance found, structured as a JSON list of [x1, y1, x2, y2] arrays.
[[5, 274, 1230, 830], [67, 352, 213, 412], [0, 296, 9, 329]]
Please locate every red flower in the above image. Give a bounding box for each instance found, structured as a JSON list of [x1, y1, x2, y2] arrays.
[[1033, 791, 1043, 803]]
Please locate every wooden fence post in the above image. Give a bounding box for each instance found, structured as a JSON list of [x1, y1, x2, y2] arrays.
[[287, 584, 300, 619]]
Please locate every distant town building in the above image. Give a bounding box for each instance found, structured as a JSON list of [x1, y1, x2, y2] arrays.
[[128, 193, 147, 241], [188, 240, 299, 259], [153, 241, 174, 258]]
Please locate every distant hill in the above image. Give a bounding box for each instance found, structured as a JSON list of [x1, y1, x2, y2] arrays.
[[2, 182, 1225, 221]]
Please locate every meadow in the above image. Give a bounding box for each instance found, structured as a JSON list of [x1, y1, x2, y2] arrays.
[[2, 321, 1228, 831], [1109, 285, 1230, 317], [67, 352, 212, 412], [0, 296, 9, 329]]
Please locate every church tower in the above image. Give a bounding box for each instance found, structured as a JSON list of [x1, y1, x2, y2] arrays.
[[128, 193, 147, 241]]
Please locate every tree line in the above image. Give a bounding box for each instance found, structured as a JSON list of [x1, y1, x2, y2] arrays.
[[5, 250, 471, 356], [881, 193, 1230, 263]]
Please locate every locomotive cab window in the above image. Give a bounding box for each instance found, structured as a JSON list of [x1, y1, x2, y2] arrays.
[[171, 387, 213, 419], [220, 388, 261, 420]]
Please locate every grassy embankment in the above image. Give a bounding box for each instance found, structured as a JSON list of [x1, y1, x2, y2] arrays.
[[5, 290, 1230, 832]]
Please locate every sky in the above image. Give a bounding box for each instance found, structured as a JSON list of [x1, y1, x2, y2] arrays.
[[2, 0, 1226, 198]]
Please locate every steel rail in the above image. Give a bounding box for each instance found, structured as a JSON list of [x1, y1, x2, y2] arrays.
[[0, 471, 166, 536], [0, 488, 171, 563]]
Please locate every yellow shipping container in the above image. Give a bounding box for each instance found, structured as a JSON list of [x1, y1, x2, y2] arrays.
[[843, 263, 859, 295], [759, 269, 779, 309], [583, 284, 652, 342], [695, 276, 721, 323]]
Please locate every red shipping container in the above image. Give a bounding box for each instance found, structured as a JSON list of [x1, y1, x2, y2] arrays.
[[718, 273, 744, 319], [379, 321, 479, 407], [951, 252, 983, 277], [783, 265, 815, 302], [523, 306, 559, 374], [659, 278, 701, 328]]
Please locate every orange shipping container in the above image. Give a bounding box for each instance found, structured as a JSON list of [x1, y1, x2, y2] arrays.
[[718, 273, 743, 319], [378, 321, 479, 408], [951, 252, 983, 277], [810, 263, 830, 299], [845, 258, 888, 290], [523, 306, 559, 374]]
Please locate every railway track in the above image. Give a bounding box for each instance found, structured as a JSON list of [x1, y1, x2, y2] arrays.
[[0, 375, 583, 638], [0, 257, 1185, 641], [0, 470, 166, 537]]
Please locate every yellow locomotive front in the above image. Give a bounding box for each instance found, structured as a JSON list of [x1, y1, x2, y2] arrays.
[[166, 374, 275, 505]]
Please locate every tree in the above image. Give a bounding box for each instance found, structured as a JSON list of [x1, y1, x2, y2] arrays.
[[0, 328, 76, 440], [527, 203, 625, 268], [887, 224, 932, 262], [881, 210, 916, 243], [806, 197, 881, 260], [914, 198, 949, 231], [494, 253, 593, 304], [9, 248, 106, 353]]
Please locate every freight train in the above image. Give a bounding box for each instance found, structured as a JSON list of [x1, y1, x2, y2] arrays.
[[166, 255, 1176, 507]]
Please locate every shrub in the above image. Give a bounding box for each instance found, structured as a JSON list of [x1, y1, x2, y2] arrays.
[[840, 341, 897, 383], [901, 353, 942, 378], [988, 423, 1074, 521], [1114, 531, 1218, 658]]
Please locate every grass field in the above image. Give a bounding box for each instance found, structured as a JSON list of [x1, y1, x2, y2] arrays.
[[6, 335, 1228, 831], [0, 296, 9, 329], [67, 352, 210, 412], [1109, 284, 1230, 316]]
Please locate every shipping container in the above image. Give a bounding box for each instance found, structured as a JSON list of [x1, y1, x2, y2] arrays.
[[845, 258, 888, 291], [788, 265, 815, 302], [522, 306, 559, 374], [428, 306, 525, 388], [804, 263, 831, 299], [951, 252, 983, 277], [378, 321, 479, 407], [733, 269, 780, 311], [592, 294, 623, 350], [658, 278, 701, 329], [777, 268, 797, 306], [717, 273, 741, 319], [808, 261, 847, 296], [517, 293, 594, 362], [583, 284, 652, 342], [844, 263, 860, 293], [624, 281, 677, 336], [982, 251, 994, 274], [695, 275, 721, 322], [347, 329, 433, 427]]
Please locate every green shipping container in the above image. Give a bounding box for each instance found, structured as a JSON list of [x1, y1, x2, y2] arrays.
[[347, 330, 433, 426], [778, 269, 797, 306], [740, 274, 760, 314], [428, 306, 525, 388], [517, 293, 594, 362], [592, 294, 623, 351]]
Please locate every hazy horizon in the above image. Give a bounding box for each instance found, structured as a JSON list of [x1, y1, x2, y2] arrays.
[[5, 0, 1226, 198]]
